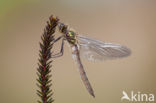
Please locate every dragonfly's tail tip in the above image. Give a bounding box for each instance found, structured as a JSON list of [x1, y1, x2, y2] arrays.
[[91, 93, 95, 98]]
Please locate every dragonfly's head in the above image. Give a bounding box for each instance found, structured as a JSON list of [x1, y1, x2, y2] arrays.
[[58, 23, 68, 34]]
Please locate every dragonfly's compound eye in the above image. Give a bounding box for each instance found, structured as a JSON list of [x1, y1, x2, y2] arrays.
[[58, 23, 67, 34]]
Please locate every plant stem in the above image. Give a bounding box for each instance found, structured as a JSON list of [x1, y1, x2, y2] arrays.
[[36, 15, 59, 103]]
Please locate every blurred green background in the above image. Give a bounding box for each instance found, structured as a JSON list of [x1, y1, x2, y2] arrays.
[[0, 0, 156, 103]]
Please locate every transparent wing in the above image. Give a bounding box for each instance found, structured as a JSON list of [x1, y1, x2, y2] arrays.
[[77, 35, 131, 62]]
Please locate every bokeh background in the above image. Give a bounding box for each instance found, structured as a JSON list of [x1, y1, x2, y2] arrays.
[[0, 0, 156, 103]]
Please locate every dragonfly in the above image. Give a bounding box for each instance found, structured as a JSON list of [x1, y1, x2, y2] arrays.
[[52, 22, 131, 97]]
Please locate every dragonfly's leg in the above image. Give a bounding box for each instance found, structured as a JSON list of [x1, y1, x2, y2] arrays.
[[52, 39, 64, 58], [52, 35, 63, 44]]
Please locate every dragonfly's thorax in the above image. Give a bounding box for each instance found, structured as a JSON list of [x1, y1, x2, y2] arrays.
[[66, 30, 77, 45], [58, 23, 77, 45]]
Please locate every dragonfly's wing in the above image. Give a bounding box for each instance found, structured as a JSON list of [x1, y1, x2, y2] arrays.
[[77, 35, 131, 62]]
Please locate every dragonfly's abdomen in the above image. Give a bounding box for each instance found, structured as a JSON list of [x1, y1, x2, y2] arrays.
[[71, 45, 95, 97]]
